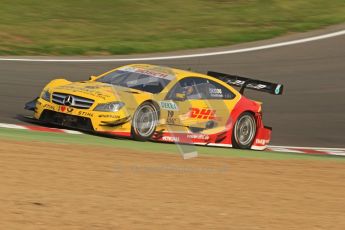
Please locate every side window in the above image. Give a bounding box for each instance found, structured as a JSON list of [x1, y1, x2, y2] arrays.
[[166, 77, 235, 100], [166, 77, 206, 100]]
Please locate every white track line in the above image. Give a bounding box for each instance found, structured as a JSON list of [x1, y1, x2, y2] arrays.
[[268, 145, 345, 151], [0, 30, 344, 62]]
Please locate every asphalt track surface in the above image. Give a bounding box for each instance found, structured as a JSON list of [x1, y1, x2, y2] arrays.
[[0, 25, 344, 147]]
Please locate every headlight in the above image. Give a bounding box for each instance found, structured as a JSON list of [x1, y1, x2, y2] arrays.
[[94, 102, 125, 112], [41, 90, 51, 102]]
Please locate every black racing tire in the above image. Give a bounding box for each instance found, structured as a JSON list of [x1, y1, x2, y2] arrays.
[[131, 101, 159, 141], [232, 112, 257, 149]]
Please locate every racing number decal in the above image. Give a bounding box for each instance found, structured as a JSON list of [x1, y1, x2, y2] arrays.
[[167, 110, 178, 124], [190, 108, 216, 120]]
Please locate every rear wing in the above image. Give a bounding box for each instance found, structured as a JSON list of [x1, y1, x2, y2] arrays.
[[207, 71, 283, 95]]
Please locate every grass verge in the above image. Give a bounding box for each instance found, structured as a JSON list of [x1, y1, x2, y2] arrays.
[[0, 128, 344, 161], [0, 0, 344, 55]]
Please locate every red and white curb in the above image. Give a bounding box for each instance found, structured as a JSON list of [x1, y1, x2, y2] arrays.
[[0, 123, 344, 157], [267, 146, 345, 157]]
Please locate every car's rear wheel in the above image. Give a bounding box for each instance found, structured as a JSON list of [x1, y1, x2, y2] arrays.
[[131, 102, 159, 141], [232, 112, 257, 149]]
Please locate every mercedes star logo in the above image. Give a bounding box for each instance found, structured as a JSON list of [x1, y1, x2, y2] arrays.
[[63, 95, 74, 106]]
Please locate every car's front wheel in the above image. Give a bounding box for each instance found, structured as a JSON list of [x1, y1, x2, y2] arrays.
[[232, 112, 257, 149], [131, 102, 159, 141]]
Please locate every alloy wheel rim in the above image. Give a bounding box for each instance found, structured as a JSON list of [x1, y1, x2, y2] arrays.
[[134, 105, 157, 137], [234, 114, 256, 146]]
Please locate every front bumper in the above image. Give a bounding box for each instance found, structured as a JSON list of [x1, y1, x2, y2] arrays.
[[40, 110, 94, 131], [25, 97, 131, 132]]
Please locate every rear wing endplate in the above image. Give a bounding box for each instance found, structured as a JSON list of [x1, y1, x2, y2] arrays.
[[207, 71, 283, 95]]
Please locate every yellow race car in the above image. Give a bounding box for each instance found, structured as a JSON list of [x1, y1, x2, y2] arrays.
[[25, 64, 283, 150]]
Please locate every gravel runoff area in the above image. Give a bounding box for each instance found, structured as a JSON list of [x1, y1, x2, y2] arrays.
[[0, 139, 344, 229]]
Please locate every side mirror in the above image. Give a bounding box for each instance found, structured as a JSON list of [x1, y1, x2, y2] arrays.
[[89, 75, 97, 81], [174, 93, 186, 101]]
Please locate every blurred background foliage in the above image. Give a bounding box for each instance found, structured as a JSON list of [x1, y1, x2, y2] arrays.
[[0, 0, 344, 55]]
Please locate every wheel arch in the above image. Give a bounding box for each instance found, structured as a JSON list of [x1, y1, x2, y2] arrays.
[[135, 99, 160, 117], [45, 78, 71, 89]]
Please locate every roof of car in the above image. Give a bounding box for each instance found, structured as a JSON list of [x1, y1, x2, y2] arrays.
[[125, 63, 213, 80]]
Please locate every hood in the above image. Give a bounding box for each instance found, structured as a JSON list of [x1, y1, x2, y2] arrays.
[[52, 81, 149, 103]]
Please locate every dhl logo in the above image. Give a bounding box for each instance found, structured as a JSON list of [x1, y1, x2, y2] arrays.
[[190, 108, 216, 120]]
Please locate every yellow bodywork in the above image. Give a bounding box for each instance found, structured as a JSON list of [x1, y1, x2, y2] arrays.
[[34, 64, 243, 135]]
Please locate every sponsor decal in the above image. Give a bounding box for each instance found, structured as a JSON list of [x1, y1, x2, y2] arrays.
[[119, 66, 175, 80], [190, 108, 216, 120], [127, 77, 158, 87], [166, 111, 178, 125], [227, 79, 267, 90], [105, 88, 114, 93], [136, 69, 169, 78], [255, 139, 269, 145], [162, 136, 180, 142], [94, 92, 109, 99], [159, 100, 178, 111], [247, 83, 266, 90], [59, 106, 66, 112], [78, 111, 94, 117], [209, 88, 223, 98], [85, 86, 101, 89], [56, 85, 110, 100], [187, 134, 209, 140], [43, 104, 55, 110], [59, 106, 73, 113], [98, 114, 121, 119]]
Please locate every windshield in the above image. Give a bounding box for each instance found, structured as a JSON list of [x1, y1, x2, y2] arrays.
[[96, 69, 172, 94]]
